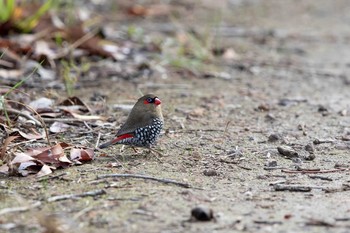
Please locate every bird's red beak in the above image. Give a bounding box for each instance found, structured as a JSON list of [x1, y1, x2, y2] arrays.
[[154, 98, 161, 105]]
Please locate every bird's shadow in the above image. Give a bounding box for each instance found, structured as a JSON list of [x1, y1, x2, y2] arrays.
[[96, 147, 164, 163]]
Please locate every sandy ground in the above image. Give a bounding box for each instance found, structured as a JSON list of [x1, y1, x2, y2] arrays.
[[1, 0, 350, 232]]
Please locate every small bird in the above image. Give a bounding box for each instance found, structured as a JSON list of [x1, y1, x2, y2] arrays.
[[99, 94, 164, 150]]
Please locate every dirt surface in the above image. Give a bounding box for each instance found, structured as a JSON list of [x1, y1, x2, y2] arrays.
[[1, 1, 350, 232]]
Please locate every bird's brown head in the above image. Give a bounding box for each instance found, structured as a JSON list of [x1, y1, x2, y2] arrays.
[[131, 94, 163, 120]]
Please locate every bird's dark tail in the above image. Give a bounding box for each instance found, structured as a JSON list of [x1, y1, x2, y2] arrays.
[[99, 141, 113, 149]]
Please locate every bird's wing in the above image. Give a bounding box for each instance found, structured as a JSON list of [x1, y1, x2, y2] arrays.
[[116, 114, 154, 136]]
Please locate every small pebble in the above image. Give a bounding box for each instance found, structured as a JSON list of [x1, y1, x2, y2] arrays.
[[203, 169, 218, 176], [265, 159, 278, 167], [277, 146, 299, 159], [305, 143, 315, 153], [268, 133, 281, 142], [191, 206, 214, 221]]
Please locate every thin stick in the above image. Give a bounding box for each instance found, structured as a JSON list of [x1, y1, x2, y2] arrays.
[[95, 132, 101, 150], [42, 117, 97, 123], [53, 29, 99, 59], [282, 168, 347, 174], [37, 172, 68, 182], [2, 108, 41, 125], [96, 173, 191, 188], [47, 189, 106, 202], [308, 175, 333, 181], [274, 184, 313, 192], [0, 201, 41, 215]]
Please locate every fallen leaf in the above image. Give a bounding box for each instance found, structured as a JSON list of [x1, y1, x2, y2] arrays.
[[0, 136, 19, 160], [33, 40, 57, 60], [70, 148, 94, 162], [49, 121, 70, 133], [17, 161, 40, 176], [189, 108, 205, 117], [10, 128, 45, 140], [222, 48, 239, 60], [10, 152, 35, 164], [0, 164, 9, 174], [59, 96, 90, 110], [36, 164, 53, 177], [29, 97, 54, 110], [31, 143, 72, 167]]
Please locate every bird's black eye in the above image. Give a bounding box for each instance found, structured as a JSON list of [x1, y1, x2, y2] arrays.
[[146, 97, 153, 103]]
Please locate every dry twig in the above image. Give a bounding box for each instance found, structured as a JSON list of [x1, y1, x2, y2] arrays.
[[274, 184, 313, 192], [0, 201, 41, 215], [96, 173, 191, 188], [282, 168, 347, 174], [47, 189, 106, 202], [37, 172, 68, 182]]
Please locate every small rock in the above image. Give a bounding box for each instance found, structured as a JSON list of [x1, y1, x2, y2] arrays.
[[257, 103, 271, 111], [191, 206, 214, 221], [265, 113, 276, 122], [318, 105, 329, 116], [339, 109, 347, 116], [265, 159, 278, 167], [304, 143, 315, 154], [203, 169, 218, 176], [268, 133, 281, 142], [304, 153, 316, 161], [292, 158, 303, 164], [277, 146, 299, 159]]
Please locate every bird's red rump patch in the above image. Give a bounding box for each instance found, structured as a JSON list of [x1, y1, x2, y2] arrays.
[[110, 133, 134, 144], [117, 134, 134, 140]]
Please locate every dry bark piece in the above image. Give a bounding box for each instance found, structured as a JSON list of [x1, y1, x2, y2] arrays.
[[191, 206, 214, 221]]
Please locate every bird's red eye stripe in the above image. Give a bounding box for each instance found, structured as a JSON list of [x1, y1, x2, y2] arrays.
[[144, 100, 150, 104]]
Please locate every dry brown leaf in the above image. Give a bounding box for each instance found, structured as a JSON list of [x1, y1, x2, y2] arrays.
[[31, 143, 72, 168], [70, 148, 94, 162]]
